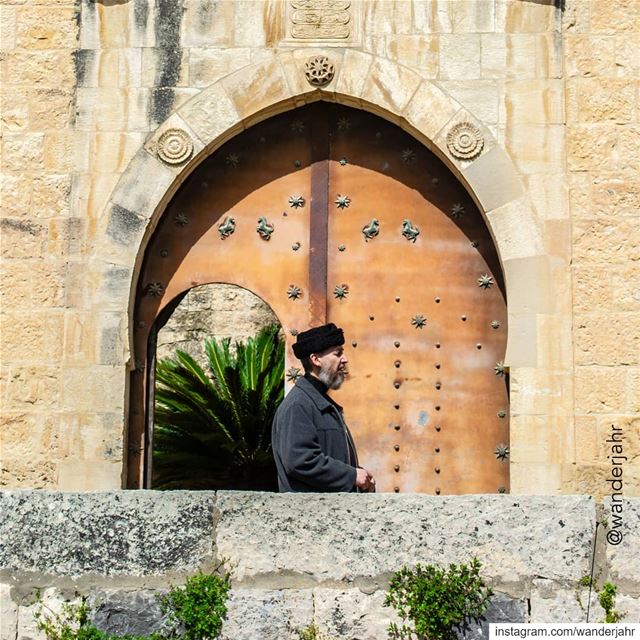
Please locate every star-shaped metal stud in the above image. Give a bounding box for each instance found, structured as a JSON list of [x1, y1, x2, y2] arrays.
[[411, 314, 427, 329], [174, 212, 188, 227], [497, 410, 506, 418], [134, 360, 145, 373], [401, 148, 416, 164], [286, 366, 302, 382], [498, 486, 506, 494], [288, 195, 305, 209], [494, 362, 505, 377], [491, 320, 500, 330], [292, 242, 301, 251], [337, 117, 351, 131], [293, 160, 301, 168], [338, 245, 346, 252], [451, 203, 465, 219], [334, 284, 349, 299], [494, 444, 510, 461], [290, 329, 299, 336], [335, 194, 351, 209], [145, 282, 164, 297], [478, 274, 493, 289], [287, 284, 302, 300], [290, 120, 305, 133], [225, 153, 239, 167], [128, 442, 142, 455], [339, 157, 348, 166]]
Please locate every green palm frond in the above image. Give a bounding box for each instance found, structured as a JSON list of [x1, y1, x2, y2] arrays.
[[153, 324, 284, 490]]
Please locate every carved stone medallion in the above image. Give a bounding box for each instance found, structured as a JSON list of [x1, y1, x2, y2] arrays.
[[304, 56, 335, 87], [156, 128, 194, 165], [446, 122, 484, 161]]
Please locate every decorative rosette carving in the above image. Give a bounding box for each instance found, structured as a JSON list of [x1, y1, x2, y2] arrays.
[[157, 128, 194, 165], [304, 56, 335, 87], [446, 122, 484, 161]]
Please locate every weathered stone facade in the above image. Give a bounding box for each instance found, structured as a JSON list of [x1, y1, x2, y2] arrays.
[[0, 0, 639, 495], [2, 492, 638, 638]]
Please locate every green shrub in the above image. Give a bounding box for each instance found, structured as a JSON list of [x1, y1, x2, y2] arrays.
[[598, 582, 622, 624], [384, 558, 493, 640], [160, 573, 230, 640], [34, 573, 230, 640], [153, 324, 284, 490]]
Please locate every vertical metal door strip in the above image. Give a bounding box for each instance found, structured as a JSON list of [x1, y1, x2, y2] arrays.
[[128, 104, 509, 493]]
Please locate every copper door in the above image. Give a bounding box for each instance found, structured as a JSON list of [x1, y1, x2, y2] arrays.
[[129, 104, 509, 493]]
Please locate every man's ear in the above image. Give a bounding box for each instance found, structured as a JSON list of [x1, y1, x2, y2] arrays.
[[309, 352, 321, 368]]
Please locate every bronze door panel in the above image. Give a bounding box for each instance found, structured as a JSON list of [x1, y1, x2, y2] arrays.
[[130, 104, 508, 493]]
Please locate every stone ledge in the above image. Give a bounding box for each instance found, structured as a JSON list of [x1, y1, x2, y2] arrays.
[[0, 491, 216, 578], [215, 493, 595, 586]]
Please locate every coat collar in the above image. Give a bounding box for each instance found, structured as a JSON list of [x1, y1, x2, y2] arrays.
[[294, 375, 342, 413]]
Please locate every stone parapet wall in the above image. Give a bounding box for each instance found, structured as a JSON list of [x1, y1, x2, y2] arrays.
[[1, 492, 639, 639]]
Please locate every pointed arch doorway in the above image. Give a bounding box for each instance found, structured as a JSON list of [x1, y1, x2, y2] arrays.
[[128, 103, 509, 494]]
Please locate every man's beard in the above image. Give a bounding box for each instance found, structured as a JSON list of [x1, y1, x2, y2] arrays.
[[318, 363, 346, 390]]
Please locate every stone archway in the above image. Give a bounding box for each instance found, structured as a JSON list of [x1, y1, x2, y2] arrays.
[[89, 50, 549, 490]]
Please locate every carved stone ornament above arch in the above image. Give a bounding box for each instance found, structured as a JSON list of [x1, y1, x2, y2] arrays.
[[93, 49, 546, 371]]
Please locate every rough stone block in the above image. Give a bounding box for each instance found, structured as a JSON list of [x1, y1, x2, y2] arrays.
[[505, 124, 565, 175], [189, 47, 251, 88], [61, 365, 125, 411], [403, 80, 459, 145], [0, 5, 16, 51], [0, 583, 18, 640], [363, 1, 412, 36], [481, 34, 537, 80], [215, 493, 595, 585], [222, 59, 291, 123], [565, 35, 616, 77], [439, 34, 481, 80], [220, 589, 313, 640], [574, 314, 640, 366], [604, 498, 640, 587], [89, 590, 169, 636], [181, 0, 235, 47], [575, 367, 626, 414], [567, 78, 635, 124], [441, 80, 499, 125], [386, 35, 439, 78], [567, 125, 619, 172], [313, 588, 394, 640], [1, 311, 64, 363], [509, 368, 573, 416], [510, 415, 574, 466], [2, 133, 44, 171], [108, 149, 176, 220], [334, 49, 373, 104], [461, 145, 523, 213], [1, 50, 76, 88], [178, 82, 242, 147], [1, 365, 61, 411], [361, 57, 422, 118], [0, 491, 217, 576], [590, 0, 640, 33], [15, 6, 77, 49], [531, 585, 601, 623]]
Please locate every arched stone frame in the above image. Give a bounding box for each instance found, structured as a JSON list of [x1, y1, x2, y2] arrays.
[[91, 50, 559, 491]]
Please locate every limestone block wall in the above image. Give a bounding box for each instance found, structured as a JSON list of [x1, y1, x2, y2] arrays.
[[2, 492, 639, 640], [563, 2, 640, 496], [0, 0, 638, 496], [156, 284, 278, 364]]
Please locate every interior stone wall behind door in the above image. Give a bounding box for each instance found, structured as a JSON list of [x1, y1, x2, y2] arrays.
[[156, 284, 279, 365]]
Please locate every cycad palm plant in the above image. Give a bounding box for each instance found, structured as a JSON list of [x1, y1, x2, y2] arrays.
[[153, 324, 284, 490]]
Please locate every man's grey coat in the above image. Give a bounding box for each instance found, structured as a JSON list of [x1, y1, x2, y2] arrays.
[[271, 376, 358, 492]]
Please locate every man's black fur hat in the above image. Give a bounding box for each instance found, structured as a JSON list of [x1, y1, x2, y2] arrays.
[[292, 323, 345, 359]]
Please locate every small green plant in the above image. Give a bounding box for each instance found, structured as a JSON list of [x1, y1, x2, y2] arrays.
[[34, 573, 229, 640], [297, 623, 338, 640], [160, 573, 230, 640], [598, 582, 622, 624], [384, 558, 493, 640]]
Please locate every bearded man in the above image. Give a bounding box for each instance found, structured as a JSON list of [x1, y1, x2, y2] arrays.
[[271, 323, 376, 492]]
